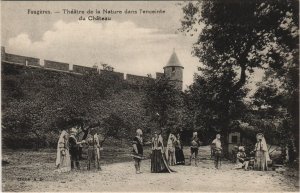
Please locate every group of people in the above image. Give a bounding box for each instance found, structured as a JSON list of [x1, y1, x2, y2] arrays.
[[132, 129, 223, 174], [55, 126, 102, 173], [235, 133, 271, 171], [131, 129, 178, 174], [132, 129, 272, 174], [55, 126, 271, 174]]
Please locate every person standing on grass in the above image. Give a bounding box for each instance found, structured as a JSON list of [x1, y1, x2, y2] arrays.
[[69, 127, 85, 170], [132, 129, 144, 174], [212, 134, 222, 169], [55, 129, 71, 172], [189, 132, 201, 166]]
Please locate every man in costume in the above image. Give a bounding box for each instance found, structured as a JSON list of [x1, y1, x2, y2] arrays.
[[189, 132, 201, 166], [212, 134, 222, 169], [86, 128, 101, 170], [132, 129, 144, 174], [69, 127, 85, 170]]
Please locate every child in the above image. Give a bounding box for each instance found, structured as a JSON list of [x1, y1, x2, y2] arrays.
[[236, 146, 249, 170]]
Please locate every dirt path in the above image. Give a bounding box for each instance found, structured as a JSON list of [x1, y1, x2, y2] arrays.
[[2, 147, 299, 192]]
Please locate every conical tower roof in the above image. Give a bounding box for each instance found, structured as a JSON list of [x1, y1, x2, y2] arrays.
[[164, 49, 183, 68]]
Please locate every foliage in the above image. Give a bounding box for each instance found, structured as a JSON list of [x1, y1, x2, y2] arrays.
[[251, 65, 299, 161], [180, 0, 299, 155], [1, 63, 145, 148], [183, 68, 248, 144], [98, 113, 130, 146], [143, 76, 183, 137]]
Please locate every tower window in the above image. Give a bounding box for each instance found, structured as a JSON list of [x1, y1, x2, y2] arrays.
[[172, 67, 175, 72]]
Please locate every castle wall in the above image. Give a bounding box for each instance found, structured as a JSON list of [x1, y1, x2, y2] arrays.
[[156, 72, 164, 79], [1, 47, 6, 61], [1, 47, 183, 89], [73, 64, 98, 74], [44, 60, 69, 71], [126, 74, 154, 86], [5, 53, 40, 66], [100, 69, 124, 80]]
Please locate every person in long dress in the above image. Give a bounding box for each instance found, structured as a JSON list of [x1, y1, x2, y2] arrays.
[[254, 133, 270, 171], [132, 129, 144, 174], [175, 133, 185, 165], [55, 130, 71, 172], [151, 131, 174, 173], [166, 133, 177, 166]]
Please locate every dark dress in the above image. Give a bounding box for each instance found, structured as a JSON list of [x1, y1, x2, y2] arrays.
[[175, 139, 185, 165], [69, 135, 80, 169], [132, 136, 143, 160], [151, 137, 173, 173]]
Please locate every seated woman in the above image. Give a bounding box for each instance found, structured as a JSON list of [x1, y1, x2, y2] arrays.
[[151, 131, 174, 173], [175, 133, 185, 165], [236, 146, 250, 170]]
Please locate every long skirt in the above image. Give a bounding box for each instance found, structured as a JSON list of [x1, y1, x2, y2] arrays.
[[175, 147, 185, 165], [56, 150, 71, 172], [151, 150, 173, 173], [255, 150, 267, 171]]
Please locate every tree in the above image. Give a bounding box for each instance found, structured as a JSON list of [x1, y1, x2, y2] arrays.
[[98, 113, 130, 146], [1, 64, 121, 148], [252, 66, 299, 162], [183, 68, 248, 148], [180, 0, 298, 154], [143, 76, 183, 137]]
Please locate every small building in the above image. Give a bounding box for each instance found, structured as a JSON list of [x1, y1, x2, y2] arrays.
[[228, 127, 256, 156]]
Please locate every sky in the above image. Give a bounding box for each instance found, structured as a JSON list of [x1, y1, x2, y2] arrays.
[[1, 1, 263, 91]]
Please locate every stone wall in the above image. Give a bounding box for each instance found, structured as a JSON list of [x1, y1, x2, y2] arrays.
[[44, 60, 69, 71], [1, 47, 6, 61], [126, 74, 154, 86], [156, 72, 164, 79], [1, 47, 168, 88], [100, 69, 124, 80], [5, 53, 40, 66], [73, 64, 98, 74], [164, 66, 183, 90]]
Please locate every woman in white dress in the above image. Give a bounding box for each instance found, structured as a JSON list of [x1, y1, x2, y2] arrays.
[[55, 130, 71, 172]]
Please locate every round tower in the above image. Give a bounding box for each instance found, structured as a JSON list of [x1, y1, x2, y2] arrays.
[[163, 49, 184, 90]]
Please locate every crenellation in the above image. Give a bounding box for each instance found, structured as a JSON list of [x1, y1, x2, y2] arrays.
[[100, 69, 124, 80], [1, 47, 184, 90], [4, 53, 40, 66], [44, 60, 69, 71], [73, 64, 98, 74], [156, 72, 164, 80], [126, 74, 154, 86]]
